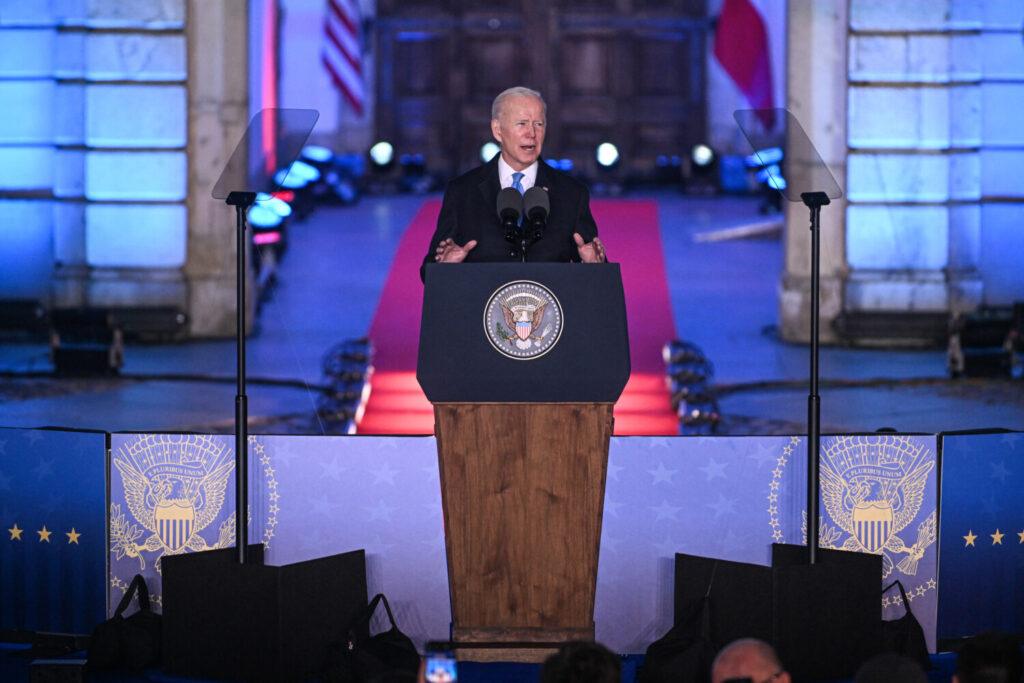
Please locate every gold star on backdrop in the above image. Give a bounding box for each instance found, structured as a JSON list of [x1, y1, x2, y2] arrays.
[[964, 530, 977, 547], [37, 525, 52, 543], [1018, 530, 1024, 544], [66, 528, 81, 544], [8, 523, 22, 540], [991, 529, 1004, 545]]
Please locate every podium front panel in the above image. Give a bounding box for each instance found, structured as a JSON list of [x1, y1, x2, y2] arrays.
[[417, 263, 630, 403]]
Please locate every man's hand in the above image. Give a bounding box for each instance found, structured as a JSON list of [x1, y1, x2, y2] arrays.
[[434, 238, 478, 263], [574, 233, 606, 263]]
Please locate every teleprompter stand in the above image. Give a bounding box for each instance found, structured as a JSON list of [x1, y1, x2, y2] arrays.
[[162, 110, 370, 682], [660, 111, 879, 682], [418, 262, 630, 662]]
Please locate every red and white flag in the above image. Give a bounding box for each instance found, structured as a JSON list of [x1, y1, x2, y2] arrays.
[[713, 0, 774, 128], [322, 0, 365, 116]]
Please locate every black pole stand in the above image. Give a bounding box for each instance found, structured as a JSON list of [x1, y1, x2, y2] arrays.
[[226, 190, 257, 564], [801, 190, 830, 565]]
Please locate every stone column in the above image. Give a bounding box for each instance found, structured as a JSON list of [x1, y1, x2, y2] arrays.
[[780, 0, 848, 344], [185, 1, 252, 337]]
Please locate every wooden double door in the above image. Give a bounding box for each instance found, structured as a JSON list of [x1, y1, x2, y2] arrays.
[[375, 0, 708, 183]]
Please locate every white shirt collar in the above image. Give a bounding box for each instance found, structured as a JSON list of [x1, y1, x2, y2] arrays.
[[498, 156, 538, 191]]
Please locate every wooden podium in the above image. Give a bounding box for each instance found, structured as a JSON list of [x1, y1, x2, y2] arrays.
[[418, 263, 630, 662]]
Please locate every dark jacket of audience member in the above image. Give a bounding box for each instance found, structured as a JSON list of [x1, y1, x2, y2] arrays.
[[955, 631, 1023, 683], [540, 640, 621, 683]]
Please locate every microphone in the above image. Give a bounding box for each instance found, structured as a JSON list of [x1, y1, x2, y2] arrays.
[[523, 186, 549, 241], [496, 187, 523, 243]]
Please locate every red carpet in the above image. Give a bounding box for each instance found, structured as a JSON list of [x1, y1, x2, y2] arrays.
[[358, 199, 678, 435]]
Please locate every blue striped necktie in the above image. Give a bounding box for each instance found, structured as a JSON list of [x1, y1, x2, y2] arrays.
[[511, 172, 524, 194]]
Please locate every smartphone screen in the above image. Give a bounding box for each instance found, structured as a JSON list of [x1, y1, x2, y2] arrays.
[[424, 651, 457, 683]]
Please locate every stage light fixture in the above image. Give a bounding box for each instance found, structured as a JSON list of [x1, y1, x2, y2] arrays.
[[50, 308, 124, 376], [301, 145, 334, 164], [596, 142, 620, 168], [654, 155, 682, 185], [691, 144, 714, 168], [369, 141, 395, 168], [480, 142, 500, 163]]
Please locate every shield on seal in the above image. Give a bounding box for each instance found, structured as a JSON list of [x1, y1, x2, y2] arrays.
[[155, 499, 195, 552], [516, 321, 532, 340], [853, 500, 893, 553]]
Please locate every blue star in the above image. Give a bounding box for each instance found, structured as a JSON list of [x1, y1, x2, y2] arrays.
[[308, 493, 339, 517], [32, 457, 54, 480], [600, 534, 624, 554], [989, 460, 1010, 484], [603, 499, 624, 519], [749, 443, 778, 468], [647, 462, 678, 485], [271, 443, 299, 468], [698, 458, 728, 481], [980, 495, 1002, 517], [650, 500, 683, 521], [654, 536, 683, 557], [649, 437, 672, 449], [365, 499, 396, 523], [606, 461, 625, 482], [320, 458, 348, 480], [706, 494, 738, 517], [371, 463, 399, 486]]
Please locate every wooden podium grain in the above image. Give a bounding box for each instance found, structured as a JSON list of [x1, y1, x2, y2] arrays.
[[434, 402, 613, 661], [417, 263, 630, 662]]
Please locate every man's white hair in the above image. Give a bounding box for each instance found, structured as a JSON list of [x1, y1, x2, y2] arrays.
[[491, 86, 546, 121]]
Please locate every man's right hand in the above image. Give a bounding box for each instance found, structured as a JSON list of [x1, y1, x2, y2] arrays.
[[434, 238, 478, 263]]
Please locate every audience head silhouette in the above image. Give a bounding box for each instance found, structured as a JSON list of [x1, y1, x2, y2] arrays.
[[711, 638, 790, 683], [853, 652, 927, 683], [540, 640, 621, 683], [954, 631, 1023, 683]]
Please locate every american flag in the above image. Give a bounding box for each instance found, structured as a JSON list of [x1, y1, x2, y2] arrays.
[[322, 0, 365, 116]]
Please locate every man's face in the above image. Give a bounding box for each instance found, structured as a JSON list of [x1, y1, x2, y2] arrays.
[[491, 95, 546, 171]]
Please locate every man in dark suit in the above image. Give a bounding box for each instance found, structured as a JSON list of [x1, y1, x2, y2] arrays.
[[421, 86, 606, 280]]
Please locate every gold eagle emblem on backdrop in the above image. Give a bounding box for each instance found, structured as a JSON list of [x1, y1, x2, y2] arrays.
[[111, 435, 235, 571], [819, 436, 937, 579]]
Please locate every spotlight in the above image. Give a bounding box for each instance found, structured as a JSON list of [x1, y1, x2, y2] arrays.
[[691, 144, 714, 168], [596, 142, 619, 168], [399, 153, 434, 193], [319, 338, 375, 433], [480, 142, 500, 163], [369, 141, 395, 169], [686, 144, 719, 195], [50, 308, 124, 376], [947, 306, 1021, 378], [654, 155, 682, 185]]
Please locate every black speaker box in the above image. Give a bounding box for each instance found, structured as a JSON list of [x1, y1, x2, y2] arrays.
[[675, 544, 881, 682], [162, 545, 367, 682]]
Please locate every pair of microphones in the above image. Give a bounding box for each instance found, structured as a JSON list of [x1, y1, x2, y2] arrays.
[[497, 186, 549, 245]]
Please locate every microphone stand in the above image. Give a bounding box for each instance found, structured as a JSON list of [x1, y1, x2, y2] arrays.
[[226, 190, 256, 564], [801, 190, 830, 565]]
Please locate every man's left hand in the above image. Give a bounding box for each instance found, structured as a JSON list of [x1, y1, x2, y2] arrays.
[[574, 233, 607, 263]]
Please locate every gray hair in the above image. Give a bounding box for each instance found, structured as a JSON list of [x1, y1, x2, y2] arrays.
[[491, 86, 546, 121]]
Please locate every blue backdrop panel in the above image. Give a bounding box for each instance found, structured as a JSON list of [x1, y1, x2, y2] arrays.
[[105, 432, 940, 654], [937, 431, 1024, 640], [0, 427, 107, 634]]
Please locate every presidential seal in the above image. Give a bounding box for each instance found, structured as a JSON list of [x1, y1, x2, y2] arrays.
[[818, 435, 937, 580], [484, 280, 562, 359]]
